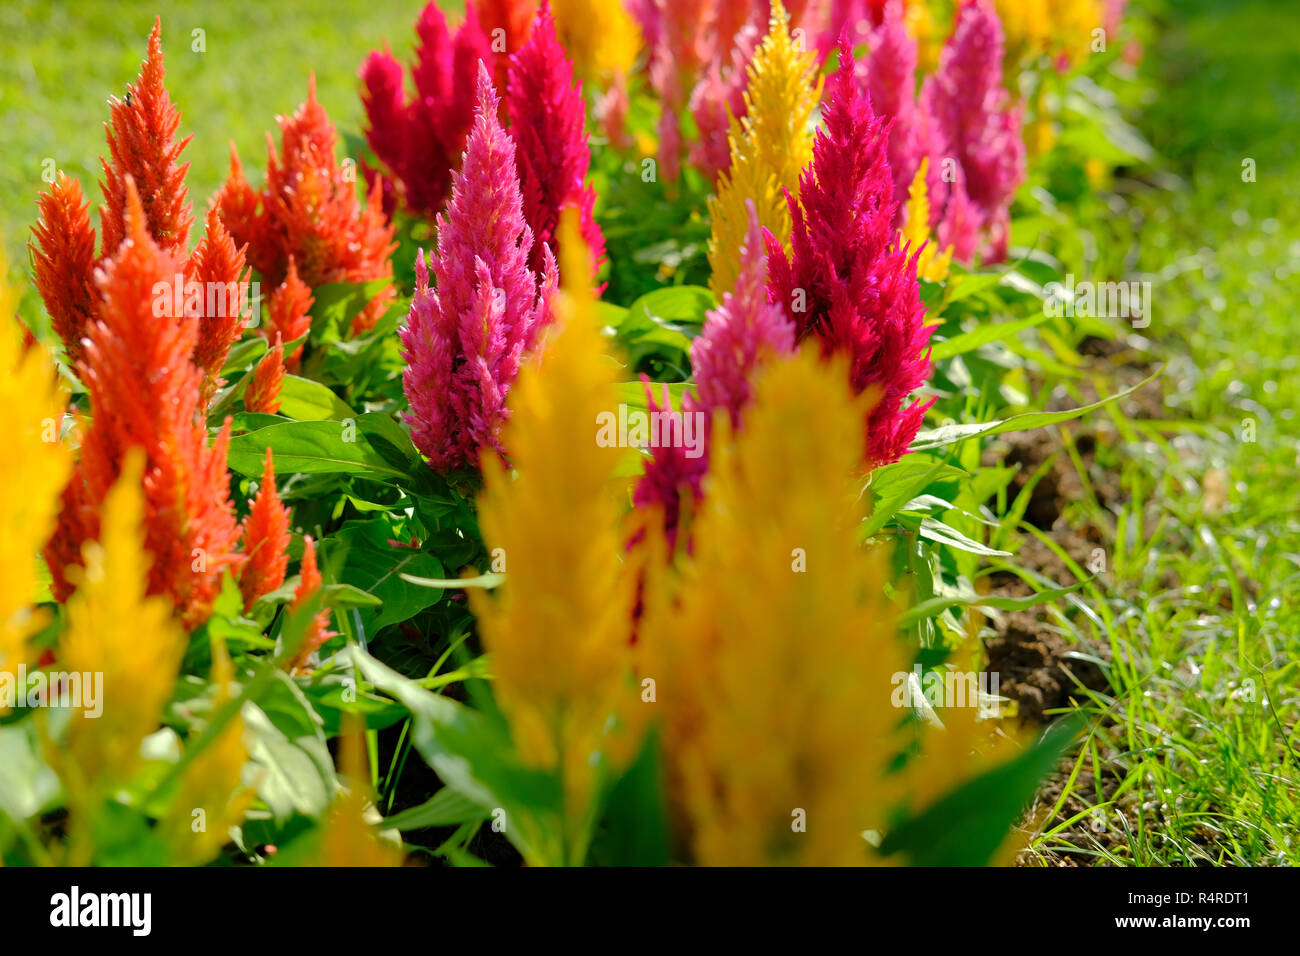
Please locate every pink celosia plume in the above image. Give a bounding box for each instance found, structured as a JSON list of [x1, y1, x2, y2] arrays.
[[400, 63, 556, 474]]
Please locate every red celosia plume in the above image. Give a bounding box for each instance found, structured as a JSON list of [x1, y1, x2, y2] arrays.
[[285, 535, 335, 673], [30, 173, 98, 367], [766, 41, 935, 468], [264, 257, 315, 372]]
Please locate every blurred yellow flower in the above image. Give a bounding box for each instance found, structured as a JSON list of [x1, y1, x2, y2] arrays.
[[552, 0, 641, 80], [708, 0, 822, 297], [468, 210, 641, 865], [997, 0, 1103, 70], [0, 255, 71, 708], [901, 158, 954, 282], [642, 349, 1011, 865], [162, 634, 254, 866], [312, 719, 404, 867], [58, 449, 184, 789]]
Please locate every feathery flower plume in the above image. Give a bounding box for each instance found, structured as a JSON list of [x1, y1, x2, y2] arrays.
[[312, 719, 403, 866], [642, 349, 1009, 864], [45, 180, 244, 630], [359, 2, 493, 220], [901, 158, 953, 282], [919, 0, 1025, 262], [476, 0, 538, 85], [468, 211, 639, 866], [161, 634, 253, 865], [216, 77, 395, 336], [506, 1, 605, 281], [707, 0, 822, 298], [401, 63, 556, 474], [284, 535, 335, 674], [636, 202, 795, 543], [244, 337, 286, 415], [186, 206, 249, 400], [30, 174, 98, 367], [58, 449, 184, 791], [859, 0, 931, 216], [264, 258, 314, 371], [98, 17, 193, 259], [0, 271, 71, 706], [239, 448, 292, 612], [766, 41, 935, 468]]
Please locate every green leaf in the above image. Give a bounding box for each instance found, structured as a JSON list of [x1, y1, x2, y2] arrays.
[[880, 717, 1083, 865], [400, 571, 504, 590], [309, 279, 392, 340], [321, 519, 445, 633], [242, 672, 336, 823], [587, 729, 670, 866], [898, 581, 1086, 627], [226, 420, 409, 480], [930, 311, 1055, 361], [383, 787, 489, 831], [914, 516, 1012, 557], [909, 365, 1164, 451], [276, 375, 355, 421], [864, 460, 968, 537]]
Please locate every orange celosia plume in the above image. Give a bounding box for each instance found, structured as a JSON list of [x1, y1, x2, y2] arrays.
[[30, 18, 247, 385], [264, 257, 314, 371], [98, 17, 193, 259], [244, 336, 286, 415], [30, 173, 98, 368], [284, 535, 335, 673], [45, 179, 244, 630], [215, 77, 395, 337], [239, 447, 291, 612]]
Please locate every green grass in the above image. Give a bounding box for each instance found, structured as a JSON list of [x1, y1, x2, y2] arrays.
[[1022, 0, 1300, 864]]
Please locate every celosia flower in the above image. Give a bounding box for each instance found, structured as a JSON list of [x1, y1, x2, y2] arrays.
[[637, 202, 795, 543], [45, 180, 244, 630], [59, 449, 184, 790], [312, 720, 403, 866], [641, 348, 1007, 865], [506, 0, 605, 281], [476, 0, 538, 86], [162, 634, 253, 866], [264, 258, 314, 372], [98, 17, 193, 259], [901, 158, 953, 282], [766, 41, 935, 468], [359, 2, 493, 220], [401, 64, 555, 474], [239, 448, 291, 612], [186, 206, 249, 401], [919, 0, 1025, 261], [859, 0, 931, 216], [30, 174, 97, 368], [31, 20, 246, 379], [707, 0, 822, 297], [244, 337, 286, 415], [552, 0, 641, 81], [284, 535, 335, 674], [468, 212, 640, 866], [217, 77, 395, 336], [0, 264, 71, 706]]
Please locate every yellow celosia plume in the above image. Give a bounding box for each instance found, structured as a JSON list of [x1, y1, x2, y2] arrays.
[[642, 349, 1009, 865], [162, 634, 254, 866], [58, 449, 185, 788], [901, 158, 953, 283], [312, 718, 403, 867], [707, 0, 822, 298], [996, 0, 1103, 70], [467, 210, 641, 865], [0, 256, 71, 712], [551, 0, 641, 79]]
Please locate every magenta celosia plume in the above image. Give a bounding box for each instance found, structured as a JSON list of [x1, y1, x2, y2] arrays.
[[360, 2, 493, 220], [635, 201, 796, 541], [766, 40, 935, 468], [401, 63, 555, 474], [506, 0, 604, 282], [919, 0, 1025, 261]]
